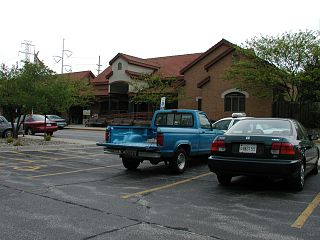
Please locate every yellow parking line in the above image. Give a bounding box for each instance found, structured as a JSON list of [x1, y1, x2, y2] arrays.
[[291, 192, 320, 228], [121, 172, 213, 199], [30, 164, 121, 178]]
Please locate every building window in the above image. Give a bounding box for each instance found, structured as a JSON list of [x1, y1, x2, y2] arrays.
[[118, 62, 122, 70], [224, 92, 245, 112], [196, 97, 202, 111]]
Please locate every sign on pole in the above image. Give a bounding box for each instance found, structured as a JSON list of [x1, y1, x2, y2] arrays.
[[160, 97, 166, 110]]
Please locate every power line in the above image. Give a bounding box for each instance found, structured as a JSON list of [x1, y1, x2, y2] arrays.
[[53, 38, 73, 73], [96, 55, 102, 75], [19, 40, 35, 64]]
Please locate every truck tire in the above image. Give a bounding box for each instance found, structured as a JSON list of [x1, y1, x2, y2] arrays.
[[122, 157, 140, 170], [170, 148, 188, 174]]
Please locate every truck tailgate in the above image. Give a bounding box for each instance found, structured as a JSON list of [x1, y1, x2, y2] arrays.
[[99, 142, 158, 151]]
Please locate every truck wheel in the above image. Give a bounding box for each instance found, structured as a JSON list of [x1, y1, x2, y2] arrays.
[[217, 174, 232, 185], [170, 148, 188, 174], [122, 157, 140, 170]]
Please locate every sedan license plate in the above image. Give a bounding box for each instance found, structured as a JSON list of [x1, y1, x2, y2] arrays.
[[124, 150, 137, 157], [46, 124, 51, 126], [239, 144, 257, 153]]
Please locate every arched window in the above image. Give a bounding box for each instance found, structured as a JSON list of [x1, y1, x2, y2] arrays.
[[117, 62, 122, 70], [224, 92, 245, 112]]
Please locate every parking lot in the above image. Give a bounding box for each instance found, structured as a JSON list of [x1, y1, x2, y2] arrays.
[[0, 144, 319, 240]]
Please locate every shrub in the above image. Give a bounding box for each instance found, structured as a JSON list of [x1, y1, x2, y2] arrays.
[[6, 137, 14, 144], [13, 139, 23, 146], [44, 134, 51, 141]]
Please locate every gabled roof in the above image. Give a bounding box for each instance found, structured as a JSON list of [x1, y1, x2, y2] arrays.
[[60, 70, 95, 80], [109, 53, 202, 78], [91, 66, 112, 85], [180, 39, 235, 74], [147, 53, 202, 78], [204, 47, 235, 71], [110, 53, 160, 70]]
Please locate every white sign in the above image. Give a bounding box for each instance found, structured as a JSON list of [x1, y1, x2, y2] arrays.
[[83, 110, 91, 116], [160, 97, 166, 109]]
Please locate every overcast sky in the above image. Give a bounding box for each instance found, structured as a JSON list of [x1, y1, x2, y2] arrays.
[[1, 0, 319, 75]]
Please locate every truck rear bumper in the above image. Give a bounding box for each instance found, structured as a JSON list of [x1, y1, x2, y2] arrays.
[[101, 147, 161, 159]]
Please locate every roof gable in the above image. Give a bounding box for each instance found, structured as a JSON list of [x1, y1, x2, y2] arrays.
[[180, 39, 235, 74]]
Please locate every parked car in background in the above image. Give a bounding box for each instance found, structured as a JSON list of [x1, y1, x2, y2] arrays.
[[0, 115, 13, 138], [46, 115, 67, 129], [22, 114, 58, 136], [212, 113, 252, 132], [208, 118, 319, 191]]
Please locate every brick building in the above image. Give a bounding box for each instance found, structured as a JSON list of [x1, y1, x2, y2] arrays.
[[90, 53, 201, 117], [179, 39, 273, 121], [89, 39, 273, 121]]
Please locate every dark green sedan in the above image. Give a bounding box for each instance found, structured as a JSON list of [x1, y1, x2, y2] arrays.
[[208, 118, 319, 191]]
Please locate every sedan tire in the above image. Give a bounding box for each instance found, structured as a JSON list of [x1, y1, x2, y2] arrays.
[[25, 128, 34, 135], [291, 161, 305, 191], [217, 174, 232, 185], [3, 129, 13, 138], [310, 158, 318, 175]]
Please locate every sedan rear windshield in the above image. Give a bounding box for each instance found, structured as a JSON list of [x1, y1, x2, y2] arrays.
[[227, 119, 292, 136]]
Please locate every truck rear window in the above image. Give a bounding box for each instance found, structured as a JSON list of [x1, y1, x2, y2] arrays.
[[155, 113, 194, 127]]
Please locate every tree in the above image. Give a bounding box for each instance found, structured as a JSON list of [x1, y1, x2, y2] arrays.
[[129, 73, 184, 109], [0, 62, 94, 138], [224, 30, 320, 102]]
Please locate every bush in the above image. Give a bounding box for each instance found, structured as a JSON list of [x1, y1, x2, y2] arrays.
[[44, 134, 51, 141], [6, 137, 14, 144], [13, 139, 23, 146]]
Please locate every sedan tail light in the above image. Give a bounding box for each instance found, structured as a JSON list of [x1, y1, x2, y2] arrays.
[[271, 142, 295, 155], [211, 140, 226, 153]]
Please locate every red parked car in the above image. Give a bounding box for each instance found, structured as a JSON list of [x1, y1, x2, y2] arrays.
[[23, 114, 58, 136]]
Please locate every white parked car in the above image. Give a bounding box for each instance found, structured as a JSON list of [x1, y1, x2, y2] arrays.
[[212, 113, 252, 132]]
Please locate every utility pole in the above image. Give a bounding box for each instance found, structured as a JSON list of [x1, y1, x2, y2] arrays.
[[96, 56, 102, 75], [19, 40, 35, 64], [53, 38, 73, 73]]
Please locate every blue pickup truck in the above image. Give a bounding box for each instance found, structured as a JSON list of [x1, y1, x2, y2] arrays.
[[97, 109, 223, 173]]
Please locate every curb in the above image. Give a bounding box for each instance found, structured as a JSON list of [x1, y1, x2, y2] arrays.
[[64, 126, 105, 131]]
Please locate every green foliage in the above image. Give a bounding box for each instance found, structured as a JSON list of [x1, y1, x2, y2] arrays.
[[44, 134, 51, 141], [6, 136, 14, 144], [0, 62, 94, 138], [129, 74, 183, 107], [224, 30, 320, 102]]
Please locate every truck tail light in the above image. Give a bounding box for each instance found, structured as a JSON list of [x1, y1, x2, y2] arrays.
[[105, 129, 109, 142], [156, 133, 164, 146], [211, 140, 226, 153], [271, 142, 295, 155]]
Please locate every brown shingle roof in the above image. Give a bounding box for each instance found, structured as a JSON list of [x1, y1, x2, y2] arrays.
[[60, 70, 95, 80], [147, 53, 202, 78], [91, 66, 112, 84]]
